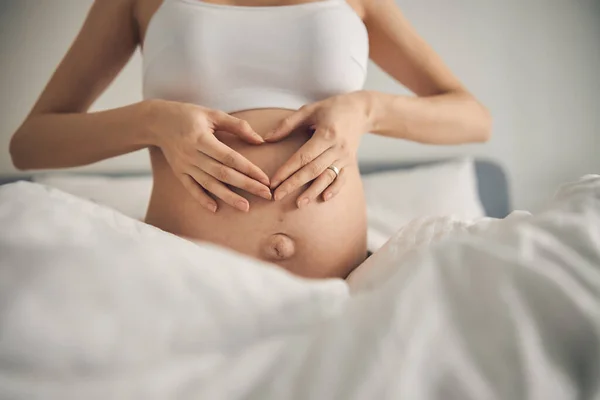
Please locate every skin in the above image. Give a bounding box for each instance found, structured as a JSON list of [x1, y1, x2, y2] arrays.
[[9, 0, 491, 278]]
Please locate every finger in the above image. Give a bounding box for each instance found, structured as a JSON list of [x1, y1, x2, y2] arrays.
[[264, 106, 313, 142], [270, 136, 333, 189], [197, 152, 272, 200], [273, 150, 337, 201], [180, 174, 217, 212], [212, 111, 264, 144], [188, 167, 250, 212], [201, 137, 270, 186], [295, 166, 338, 208], [322, 166, 346, 202]]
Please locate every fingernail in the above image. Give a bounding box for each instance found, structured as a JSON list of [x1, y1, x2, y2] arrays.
[[235, 200, 249, 212], [298, 198, 309, 208], [207, 204, 217, 213], [274, 190, 287, 201], [260, 190, 272, 200], [324, 192, 333, 201]]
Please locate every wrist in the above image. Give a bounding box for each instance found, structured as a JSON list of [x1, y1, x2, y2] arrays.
[[353, 90, 382, 133], [359, 91, 407, 135], [135, 99, 166, 147]]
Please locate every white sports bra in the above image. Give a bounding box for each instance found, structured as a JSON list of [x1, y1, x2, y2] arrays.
[[142, 0, 369, 113]]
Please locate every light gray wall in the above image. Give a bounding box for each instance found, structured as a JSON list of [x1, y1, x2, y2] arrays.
[[0, 0, 599, 210], [0, 0, 147, 173]]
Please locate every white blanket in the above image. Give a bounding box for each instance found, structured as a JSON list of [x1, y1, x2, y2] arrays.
[[0, 176, 599, 400]]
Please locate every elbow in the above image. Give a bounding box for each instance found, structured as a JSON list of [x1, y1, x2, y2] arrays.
[[462, 92, 491, 143], [450, 90, 492, 144], [475, 105, 492, 143], [9, 133, 31, 171]]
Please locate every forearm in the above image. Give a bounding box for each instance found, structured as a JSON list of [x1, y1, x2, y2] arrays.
[[364, 90, 492, 144], [9, 101, 155, 170]]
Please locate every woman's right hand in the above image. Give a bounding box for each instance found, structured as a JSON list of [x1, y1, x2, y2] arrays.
[[144, 100, 272, 213]]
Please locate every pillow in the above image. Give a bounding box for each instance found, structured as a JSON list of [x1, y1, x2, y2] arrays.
[[363, 158, 485, 251], [32, 174, 153, 220]]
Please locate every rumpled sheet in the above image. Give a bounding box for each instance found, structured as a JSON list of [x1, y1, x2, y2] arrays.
[[0, 176, 599, 399]]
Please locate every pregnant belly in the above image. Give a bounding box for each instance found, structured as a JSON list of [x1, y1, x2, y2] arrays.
[[145, 109, 367, 278]]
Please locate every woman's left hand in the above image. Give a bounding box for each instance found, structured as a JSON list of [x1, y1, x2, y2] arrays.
[[264, 91, 373, 208]]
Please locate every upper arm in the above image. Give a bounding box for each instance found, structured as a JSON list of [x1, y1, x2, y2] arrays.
[[30, 0, 139, 116], [362, 0, 465, 96]]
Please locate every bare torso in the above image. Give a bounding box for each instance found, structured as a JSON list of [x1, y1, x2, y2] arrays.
[[137, 0, 367, 278], [146, 110, 367, 278]]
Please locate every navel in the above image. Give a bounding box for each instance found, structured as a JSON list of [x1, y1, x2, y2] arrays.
[[261, 233, 296, 261]]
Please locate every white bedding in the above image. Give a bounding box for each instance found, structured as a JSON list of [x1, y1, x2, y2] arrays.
[[0, 176, 599, 399]]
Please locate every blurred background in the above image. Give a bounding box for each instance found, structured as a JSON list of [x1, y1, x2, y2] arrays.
[[0, 0, 598, 211]]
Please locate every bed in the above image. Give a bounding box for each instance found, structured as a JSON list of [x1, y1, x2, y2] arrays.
[[3, 162, 599, 400]]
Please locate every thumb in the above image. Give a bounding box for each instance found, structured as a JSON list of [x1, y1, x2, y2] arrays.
[[213, 112, 264, 144], [264, 106, 312, 142]]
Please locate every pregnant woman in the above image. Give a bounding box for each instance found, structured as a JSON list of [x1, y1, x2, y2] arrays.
[[9, 0, 490, 278]]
